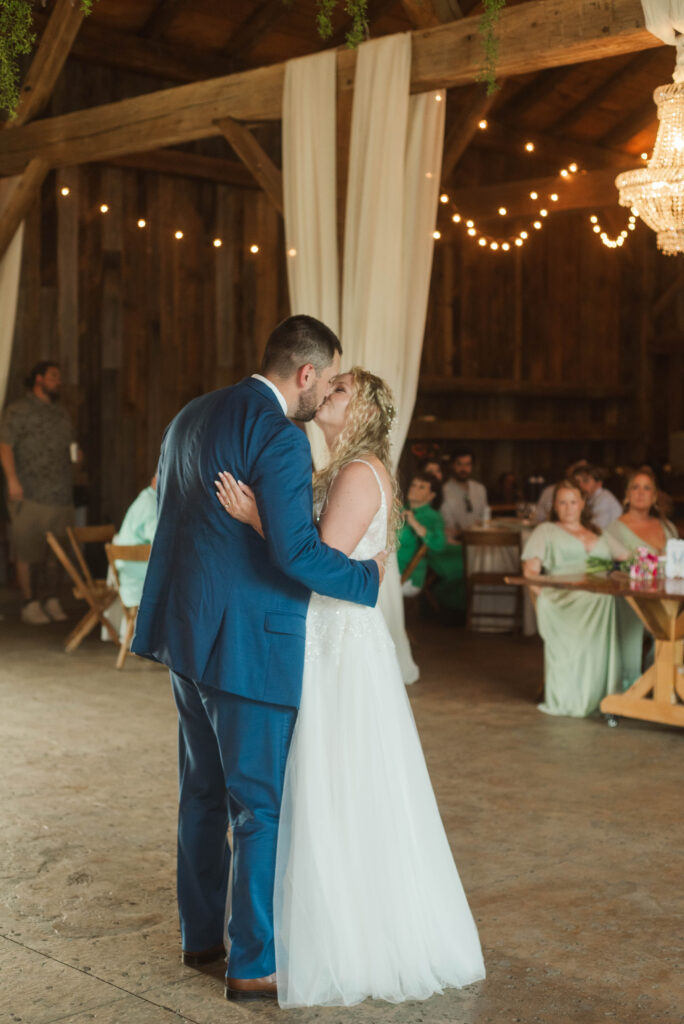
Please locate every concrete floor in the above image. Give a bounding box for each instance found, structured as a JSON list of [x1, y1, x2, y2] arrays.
[[0, 598, 682, 1024]]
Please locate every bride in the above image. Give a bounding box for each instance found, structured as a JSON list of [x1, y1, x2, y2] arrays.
[[215, 367, 485, 1007]]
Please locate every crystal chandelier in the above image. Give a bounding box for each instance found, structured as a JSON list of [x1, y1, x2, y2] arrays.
[[615, 39, 684, 255]]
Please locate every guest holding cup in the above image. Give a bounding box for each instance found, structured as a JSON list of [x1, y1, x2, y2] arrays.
[[521, 480, 627, 717]]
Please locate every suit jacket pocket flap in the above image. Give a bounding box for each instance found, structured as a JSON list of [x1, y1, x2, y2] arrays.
[[264, 611, 307, 638]]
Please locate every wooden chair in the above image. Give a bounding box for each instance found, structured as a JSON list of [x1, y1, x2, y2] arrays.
[[46, 524, 118, 652], [400, 544, 427, 585], [462, 529, 522, 632], [104, 542, 151, 669]]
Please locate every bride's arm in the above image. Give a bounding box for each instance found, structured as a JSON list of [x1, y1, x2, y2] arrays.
[[318, 462, 385, 556]]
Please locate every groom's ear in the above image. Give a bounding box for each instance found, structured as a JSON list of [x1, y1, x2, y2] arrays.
[[295, 363, 316, 389]]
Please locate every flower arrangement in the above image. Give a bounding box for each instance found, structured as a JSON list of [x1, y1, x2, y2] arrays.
[[621, 547, 659, 581]]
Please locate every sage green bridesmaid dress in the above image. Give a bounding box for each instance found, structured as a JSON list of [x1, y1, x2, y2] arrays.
[[604, 518, 678, 689], [521, 523, 627, 717]]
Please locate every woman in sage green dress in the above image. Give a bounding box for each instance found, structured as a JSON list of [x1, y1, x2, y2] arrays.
[[522, 480, 628, 717], [605, 468, 678, 689]]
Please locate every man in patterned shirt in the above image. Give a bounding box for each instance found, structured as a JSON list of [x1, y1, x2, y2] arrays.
[[0, 362, 76, 624]]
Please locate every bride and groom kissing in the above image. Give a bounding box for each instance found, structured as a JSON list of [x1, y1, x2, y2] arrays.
[[132, 315, 484, 1007]]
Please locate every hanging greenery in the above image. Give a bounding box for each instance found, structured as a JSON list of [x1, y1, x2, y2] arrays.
[[477, 0, 506, 96], [315, 0, 369, 49], [0, 0, 97, 118]]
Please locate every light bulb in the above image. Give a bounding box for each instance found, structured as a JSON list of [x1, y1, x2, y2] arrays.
[[466, 220, 474, 228], [641, 152, 648, 160], [60, 186, 70, 197], [425, 172, 433, 179], [550, 193, 559, 202], [560, 169, 569, 178], [478, 237, 487, 247], [174, 230, 183, 239], [432, 230, 441, 240], [287, 247, 297, 257], [467, 227, 477, 236], [568, 163, 578, 173], [593, 225, 601, 233], [628, 222, 636, 230], [590, 215, 598, 224], [502, 242, 510, 251], [100, 203, 109, 213], [137, 218, 146, 228], [533, 221, 542, 230], [435, 94, 442, 102], [490, 242, 499, 250], [249, 244, 259, 254], [213, 238, 222, 247], [452, 213, 461, 223], [440, 194, 449, 204], [478, 119, 488, 130], [520, 231, 528, 239], [529, 191, 538, 200], [525, 141, 535, 152], [515, 238, 523, 247], [498, 206, 507, 216], [540, 209, 548, 217]]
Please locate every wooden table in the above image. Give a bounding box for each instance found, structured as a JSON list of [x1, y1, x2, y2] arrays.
[[506, 572, 684, 729]]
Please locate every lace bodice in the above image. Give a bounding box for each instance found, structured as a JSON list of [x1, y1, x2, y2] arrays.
[[315, 459, 387, 561]]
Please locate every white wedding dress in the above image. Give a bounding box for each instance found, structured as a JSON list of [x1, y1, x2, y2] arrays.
[[273, 461, 485, 1007]]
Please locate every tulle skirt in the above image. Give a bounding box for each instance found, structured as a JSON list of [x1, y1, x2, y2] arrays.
[[274, 595, 485, 1007]]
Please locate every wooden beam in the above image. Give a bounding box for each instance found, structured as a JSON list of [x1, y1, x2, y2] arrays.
[[408, 417, 636, 441], [400, 0, 442, 28], [214, 117, 283, 214], [224, 0, 288, 59], [9, 0, 84, 127], [472, 119, 633, 170], [600, 98, 658, 148], [448, 167, 632, 219], [0, 0, 663, 176], [140, 0, 193, 40], [106, 148, 259, 189], [496, 66, 575, 122], [31, 11, 237, 84], [442, 85, 501, 180], [550, 52, 650, 134], [0, 159, 49, 262], [418, 376, 632, 398]]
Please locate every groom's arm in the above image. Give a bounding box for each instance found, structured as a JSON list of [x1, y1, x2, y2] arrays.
[[249, 426, 379, 607]]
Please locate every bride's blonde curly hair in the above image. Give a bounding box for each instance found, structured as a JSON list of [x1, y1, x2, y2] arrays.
[[313, 367, 403, 547]]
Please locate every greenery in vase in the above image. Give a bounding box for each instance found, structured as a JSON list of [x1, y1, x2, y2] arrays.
[[0, 0, 97, 118]]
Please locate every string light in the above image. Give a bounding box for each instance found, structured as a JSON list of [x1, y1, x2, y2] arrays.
[[540, 208, 548, 217], [249, 244, 259, 254], [515, 238, 523, 247], [467, 227, 477, 236], [451, 213, 461, 223], [432, 230, 441, 239], [478, 237, 487, 246], [478, 119, 488, 130], [439, 193, 449, 204], [490, 242, 499, 250], [502, 242, 510, 251], [466, 220, 474, 228], [589, 211, 637, 248], [560, 168, 569, 178], [60, 186, 70, 197], [212, 238, 222, 247], [435, 94, 442, 102], [529, 191, 538, 200], [498, 206, 507, 216], [568, 163, 578, 173], [137, 218, 146, 229], [550, 193, 559, 202], [533, 220, 542, 230], [100, 203, 109, 213], [287, 247, 297, 257], [641, 152, 648, 160], [524, 141, 535, 152], [174, 230, 183, 239]]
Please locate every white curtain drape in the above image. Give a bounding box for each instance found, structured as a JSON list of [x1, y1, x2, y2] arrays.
[[282, 35, 445, 684], [0, 178, 24, 411], [641, 0, 684, 44], [282, 50, 339, 470]]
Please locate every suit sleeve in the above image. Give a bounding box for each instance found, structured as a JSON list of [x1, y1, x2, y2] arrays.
[[249, 425, 379, 607]]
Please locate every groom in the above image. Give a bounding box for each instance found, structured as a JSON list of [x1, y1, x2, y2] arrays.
[[132, 315, 383, 1001]]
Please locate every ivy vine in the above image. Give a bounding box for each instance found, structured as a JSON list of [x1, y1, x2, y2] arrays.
[[316, 0, 369, 49], [477, 0, 506, 96], [0, 0, 97, 118]]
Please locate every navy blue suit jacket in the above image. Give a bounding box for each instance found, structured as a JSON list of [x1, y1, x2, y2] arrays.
[[131, 377, 379, 708]]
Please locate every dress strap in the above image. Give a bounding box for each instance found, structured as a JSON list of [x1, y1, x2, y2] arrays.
[[348, 459, 386, 508]]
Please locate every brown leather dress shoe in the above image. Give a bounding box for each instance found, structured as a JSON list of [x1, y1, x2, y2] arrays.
[[225, 973, 278, 1001], [181, 943, 226, 967]]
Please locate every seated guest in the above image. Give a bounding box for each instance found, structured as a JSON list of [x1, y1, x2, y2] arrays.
[[115, 475, 157, 609], [574, 464, 622, 529], [605, 468, 678, 689], [420, 458, 444, 483], [440, 446, 487, 540], [536, 460, 588, 522], [522, 480, 627, 717], [397, 473, 445, 597]]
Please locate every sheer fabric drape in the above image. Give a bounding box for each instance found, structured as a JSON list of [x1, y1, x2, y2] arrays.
[[641, 0, 684, 44], [0, 178, 25, 410], [282, 35, 445, 684]]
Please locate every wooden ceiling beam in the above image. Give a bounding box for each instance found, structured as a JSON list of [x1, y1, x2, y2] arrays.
[[140, 0, 194, 40], [447, 167, 633, 219], [400, 0, 443, 28], [215, 117, 283, 214], [550, 52, 650, 135], [0, 159, 49, 261], [9, 0, 84, 127], [472, 119, 634, 170], [495, 65, 575, 122], [408, 418, 635, 441], [106, 148, 259, 189], [224, 0, 288, 60], [600, 98, 658, 147], [0, 0, 663, 176], [442, 85, 501, 180]]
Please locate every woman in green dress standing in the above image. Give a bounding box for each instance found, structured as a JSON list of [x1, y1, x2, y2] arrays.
[[521, 480, 628, 717], [605, 468, 678, 689]]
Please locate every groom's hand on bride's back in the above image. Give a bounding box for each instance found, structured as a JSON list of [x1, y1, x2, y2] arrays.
[[373, 550, 388, 585]]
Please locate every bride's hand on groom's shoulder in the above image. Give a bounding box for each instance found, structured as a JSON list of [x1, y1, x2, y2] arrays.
[[215, 471, 264, 537]]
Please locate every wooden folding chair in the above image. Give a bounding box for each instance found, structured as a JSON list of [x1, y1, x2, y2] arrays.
[[46, 524, 118, 652], [104, 542, 151, 669], [400, 544, 427, 585], [463, 528, 522, 632]]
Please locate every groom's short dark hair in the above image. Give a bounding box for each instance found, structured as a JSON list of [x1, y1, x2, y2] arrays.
[[260, 315, 342, 379]]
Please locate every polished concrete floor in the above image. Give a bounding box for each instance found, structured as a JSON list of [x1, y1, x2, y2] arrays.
[[0, 599, 682, 1024]]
